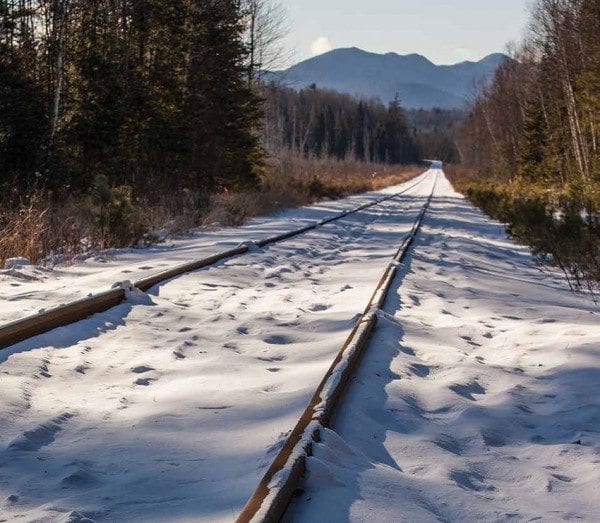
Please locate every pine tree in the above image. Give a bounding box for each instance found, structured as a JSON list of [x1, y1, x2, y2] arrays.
[[186, 0, 263, 192]]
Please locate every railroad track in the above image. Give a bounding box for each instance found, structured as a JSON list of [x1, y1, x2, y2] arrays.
[[0, 172, 429, 351], [236, 171, 438, 523]]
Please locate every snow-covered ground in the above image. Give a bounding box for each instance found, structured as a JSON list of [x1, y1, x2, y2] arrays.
[[287, 173, 600, 522], [0, 171, 429, 326], [0, 172, 435, 521], [2, 168, 598, 522]]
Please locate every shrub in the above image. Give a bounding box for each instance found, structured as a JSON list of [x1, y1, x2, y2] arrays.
[[92, 175, 146, 246]]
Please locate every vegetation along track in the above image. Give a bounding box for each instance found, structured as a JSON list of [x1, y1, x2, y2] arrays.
[[236, 170, 439, 523], [0, 170, 429, 350]]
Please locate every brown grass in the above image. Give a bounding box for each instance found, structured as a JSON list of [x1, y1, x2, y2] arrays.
[[204, 154, 423, 226], [0, 156, 423, 266]]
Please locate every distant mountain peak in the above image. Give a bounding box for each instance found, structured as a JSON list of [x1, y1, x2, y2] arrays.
[[268, 48, 507, 109]]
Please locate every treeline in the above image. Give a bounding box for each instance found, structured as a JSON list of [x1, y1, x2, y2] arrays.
[[456, 0, 599, 291], [1, 0, 461, 264], [262, 83, 461, 164], [460, 0, 598, 194], [1, 0, 262, 200], [262, 83, 420, 164]]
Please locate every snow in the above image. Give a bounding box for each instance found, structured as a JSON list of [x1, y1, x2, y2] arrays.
[[0, 172, 429, 326], [4, 257, 32, 270], [286, 172, 600, 522], [0, 172, 434, 521], [1, 167, 597, 522]]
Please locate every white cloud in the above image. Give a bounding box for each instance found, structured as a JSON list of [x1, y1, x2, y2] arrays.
[[310, 36, 333, 57]]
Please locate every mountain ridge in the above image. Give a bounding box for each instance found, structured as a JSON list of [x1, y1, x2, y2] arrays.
[[266, 48, 508, 109]]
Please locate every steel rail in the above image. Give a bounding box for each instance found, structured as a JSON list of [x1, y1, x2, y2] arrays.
[[235, 172, 438, 523], [0, 172, 429, 350]]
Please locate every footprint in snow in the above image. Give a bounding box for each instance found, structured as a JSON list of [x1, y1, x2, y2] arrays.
[[450, 469, 495, 492], [460, 335, 482, 347], [257, 355, 286, 362], [309, 303, 330, 312], [131, 365, 155, 374], [224, 342, 240, 353], [38, 362, 51, 378], [409, 363, 431, 378], [135, 377, 156, 386], [264, 334, 292, 345], [400, 346, 416, 356], [408, 294, 421, 306], [449, 381, 486, 401], [9, 413, 74, 451], [481, 427, 506, 447], [433, 433, 465, 456]]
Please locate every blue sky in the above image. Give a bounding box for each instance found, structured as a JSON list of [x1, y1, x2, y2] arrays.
[[281, 0, 530, 66]]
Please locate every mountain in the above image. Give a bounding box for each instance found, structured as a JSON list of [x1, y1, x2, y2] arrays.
[[266, 48, 508, 109]]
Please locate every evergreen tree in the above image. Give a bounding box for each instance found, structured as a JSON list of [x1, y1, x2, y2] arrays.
[[186, 0, 263, 192]]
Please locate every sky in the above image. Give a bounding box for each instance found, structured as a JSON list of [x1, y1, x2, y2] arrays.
[[280, 0, 531, 67]]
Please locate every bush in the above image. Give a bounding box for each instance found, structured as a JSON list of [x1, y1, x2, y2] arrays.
[[92, 175, 146, 246], [447, 166, 599, 295]]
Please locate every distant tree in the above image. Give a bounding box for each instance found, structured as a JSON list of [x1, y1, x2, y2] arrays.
[[261, 84, 420, 165]]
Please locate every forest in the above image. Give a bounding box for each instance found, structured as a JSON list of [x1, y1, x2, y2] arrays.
[[261, 84, 461, 164], [0, 0, 440, 264], [3, 0, 596, 294], [452, 0, 599, 293]]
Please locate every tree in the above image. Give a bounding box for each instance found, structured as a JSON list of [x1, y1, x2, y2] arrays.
[[242, 0, 288, 84], [185, 0, 263, 191]]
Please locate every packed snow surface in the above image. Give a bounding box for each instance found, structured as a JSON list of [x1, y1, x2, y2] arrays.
[[1, 168, 598, 522], [286, 172, 600, 522], [0, 172, 433, 521]]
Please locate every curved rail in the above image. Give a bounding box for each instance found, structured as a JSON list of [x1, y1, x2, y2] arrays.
[[236, 172, 438, 523], [0, 172, 428, 350]]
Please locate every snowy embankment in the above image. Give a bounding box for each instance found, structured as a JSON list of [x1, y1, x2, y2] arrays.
[[287, 173, 600, 522], [0, 173, 434, 521]]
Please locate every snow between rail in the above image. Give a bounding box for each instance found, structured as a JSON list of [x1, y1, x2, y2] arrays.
[[236, 171, 438, 523]]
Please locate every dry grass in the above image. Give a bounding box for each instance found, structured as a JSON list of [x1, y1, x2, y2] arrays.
[[203, 155, 423, 226], [0, 156, 423, 266], [0, 193, 100, 267], [0, 194, 50, 265]]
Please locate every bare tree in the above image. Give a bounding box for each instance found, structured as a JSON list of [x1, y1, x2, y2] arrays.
[[50, 0, 68, 143], [242, 0, 289, 84]]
